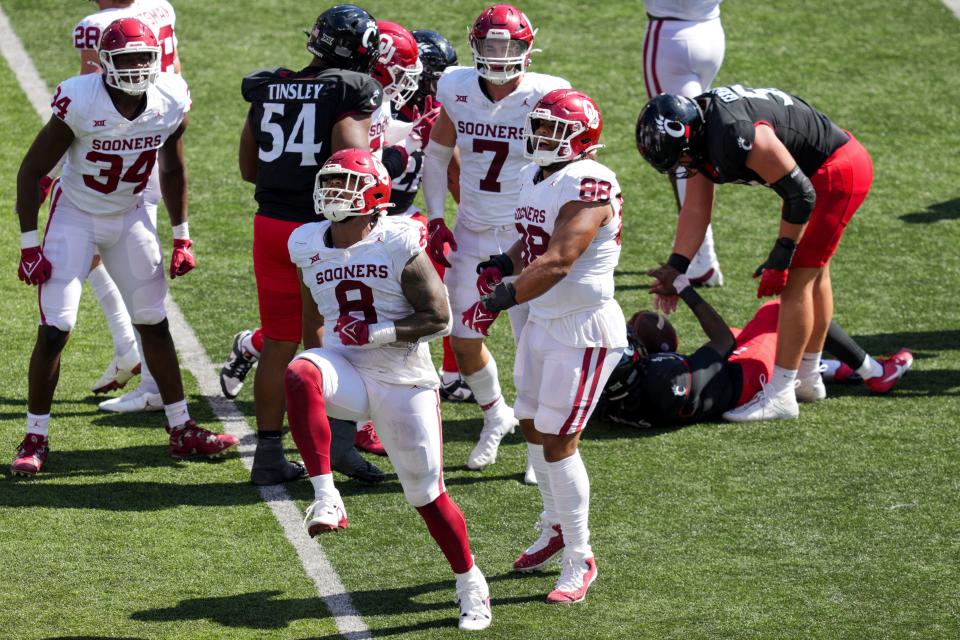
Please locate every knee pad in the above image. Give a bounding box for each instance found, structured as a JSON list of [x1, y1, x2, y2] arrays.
[[130, 306, 167, 326], [42, 313, 76, 333]]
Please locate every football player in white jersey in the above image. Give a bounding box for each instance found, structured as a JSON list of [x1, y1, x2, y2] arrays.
[[464, 89, 627, 604], [643, 0, 726, 285], [72, 0, 182, 412], [12, 18, 237, 476], [284, 149, 492, 631], [422, 3, 570, 472]]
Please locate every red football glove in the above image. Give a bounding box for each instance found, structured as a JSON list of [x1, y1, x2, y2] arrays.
[[169, 239, 195, 279], [754, 268, 789, 298], [427, 218, 457, 268], [335, 315, 370, 346], [411, 96, 441, 151], [476, 267, 503, 296], [18, 246, 52, 286], [462, 300, 499, 337]]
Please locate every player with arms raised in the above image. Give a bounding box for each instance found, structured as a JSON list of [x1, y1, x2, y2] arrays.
[[12, 18, 237, 476], [423, 4, 570, 471], [464, 89, 626, 604], [284, 149, 492, 630]]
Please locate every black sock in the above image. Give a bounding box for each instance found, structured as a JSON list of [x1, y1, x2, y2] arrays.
[[824, 321, 867, 369]]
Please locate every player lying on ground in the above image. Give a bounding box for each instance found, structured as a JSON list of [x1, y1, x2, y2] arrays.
[[597, 271, 913, 429], [283, 148, 492, 631]]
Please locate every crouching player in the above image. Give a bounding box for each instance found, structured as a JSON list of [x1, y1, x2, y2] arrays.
[[283, 149, 492, 630], [464, 89, 626, 603]]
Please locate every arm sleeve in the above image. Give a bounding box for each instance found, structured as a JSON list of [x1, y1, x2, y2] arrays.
[[421, 141, 454, 220]]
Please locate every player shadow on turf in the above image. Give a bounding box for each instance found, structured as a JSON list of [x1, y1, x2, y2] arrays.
[[0, 478, 259, 509], [130, 573, 540, 633], [898, 197, 960, 224]]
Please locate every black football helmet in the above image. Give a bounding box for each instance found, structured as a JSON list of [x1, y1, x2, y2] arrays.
[[635, 94, 704, 174], [411, 29, 458, 108], [306, 5, 380, 73], [603, 328, 646, 402]]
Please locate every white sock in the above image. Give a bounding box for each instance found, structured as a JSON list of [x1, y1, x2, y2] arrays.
[[26, 412, 50, 437], [547, 450, 592, 558], [164, 400, 189, 429], [455, 562, 485, 589], [88, 264, 137, 355], [441, 370, 460, 385], [798, 352, 823, 380], [133, 329, 159, 394], [857, 355, 883, 380], [821, 359, 842, 379], [528, 443, 557, 523], [770, 365, 798, 396], [240, 332, 261, 358], [309, 473, 336, 499], [462, 358, 502, 411]]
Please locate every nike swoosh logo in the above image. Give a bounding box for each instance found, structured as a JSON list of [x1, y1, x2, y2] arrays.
[[881, 362, 908, 383]]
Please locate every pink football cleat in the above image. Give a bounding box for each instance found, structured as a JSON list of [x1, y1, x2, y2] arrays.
[[11, 434, 49, 477], [167, 420, 239, 459], [514, 519, 564, 572], [865, 349, 914, 395], [547, 556, 598, 604], [354, 421, 387, 457]]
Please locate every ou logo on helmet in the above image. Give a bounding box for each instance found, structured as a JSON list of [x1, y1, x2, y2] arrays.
[[378, 34, 397, 63], [581, 100, 600, 129], [655, 114, 686, 139]]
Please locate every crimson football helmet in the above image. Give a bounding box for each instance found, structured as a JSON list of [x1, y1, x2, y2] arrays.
[[523, 88, 603, 166], [314, 149, 393, 222], [370, 21, 422, 109], [469, 4, 537, 85], [98, 18, 160, 95]]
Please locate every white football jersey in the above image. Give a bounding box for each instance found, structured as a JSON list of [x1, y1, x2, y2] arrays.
[[74, 0, 178, 72], [54, 72, 190, 216], [515, 159, 627, 348], [436, 66, 570, 229], [368, 103, 391, 158], [644, 0, 722, 21], [289, 216, 440, 389]]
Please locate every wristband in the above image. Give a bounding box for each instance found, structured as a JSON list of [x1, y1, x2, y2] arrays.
[[172, 222, 190, 240], [20, 230, 39, 249], [667, 252, 690, 274], [368, 321, 397, 345], [673, 273, 691, 294]]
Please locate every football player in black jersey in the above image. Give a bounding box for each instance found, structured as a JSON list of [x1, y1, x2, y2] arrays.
[[636, 85, 875, 422], [221, 4, 387, 485], [600, 271, 913, 429]]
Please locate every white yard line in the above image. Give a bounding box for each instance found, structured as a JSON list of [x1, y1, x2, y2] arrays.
[[0, 4, 370, 638]]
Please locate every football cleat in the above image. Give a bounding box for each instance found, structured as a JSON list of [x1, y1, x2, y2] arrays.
[[251, 438, 306, 486], [167, 420, 239, 459], [821, 359, 861, 383], [455, 568, 492, 631], [220, 330, 259, 399], [304, 494, 348, 536], [439, 370, 476, 403], [513, 517, 564, 572], [795, 373, 826, 403], [865, 349, 913, 395], [98, 385, 163, 413], [91, 345, 141, 394], [722, 377, 799, 422], [354, 421, 387, 457], [467, 402, 517, 470], [547, 556, 597, 604], [10, 434, 49, 477]]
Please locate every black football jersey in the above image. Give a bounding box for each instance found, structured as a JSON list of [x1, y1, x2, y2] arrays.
[[695, 84, 850, 185], [608, 347, 742, 427], [242, 66, 382, 222]]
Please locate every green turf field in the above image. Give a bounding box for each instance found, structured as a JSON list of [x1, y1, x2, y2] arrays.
[[1, 1, 959, 638]]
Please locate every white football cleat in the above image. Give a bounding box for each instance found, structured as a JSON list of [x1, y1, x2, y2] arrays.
[[91, 345, 141, 394], [467, 402, 517, 470], [304, 494, 348, 537], [723, 377, 799, 422], [220, 330, 259, 399], [98, 385, 163, 413], [455, 566, 492, 631], [547, 555, 597, 604], [513, 515, 564, 572], [795, 373, 827, 403]]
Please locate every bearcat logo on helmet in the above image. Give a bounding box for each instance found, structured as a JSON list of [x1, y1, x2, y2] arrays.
[[655, 115, 686, 139]]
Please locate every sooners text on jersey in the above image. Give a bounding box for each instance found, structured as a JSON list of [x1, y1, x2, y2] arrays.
[[288, 216, 439, 388], [53, 72, 190, 216]]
